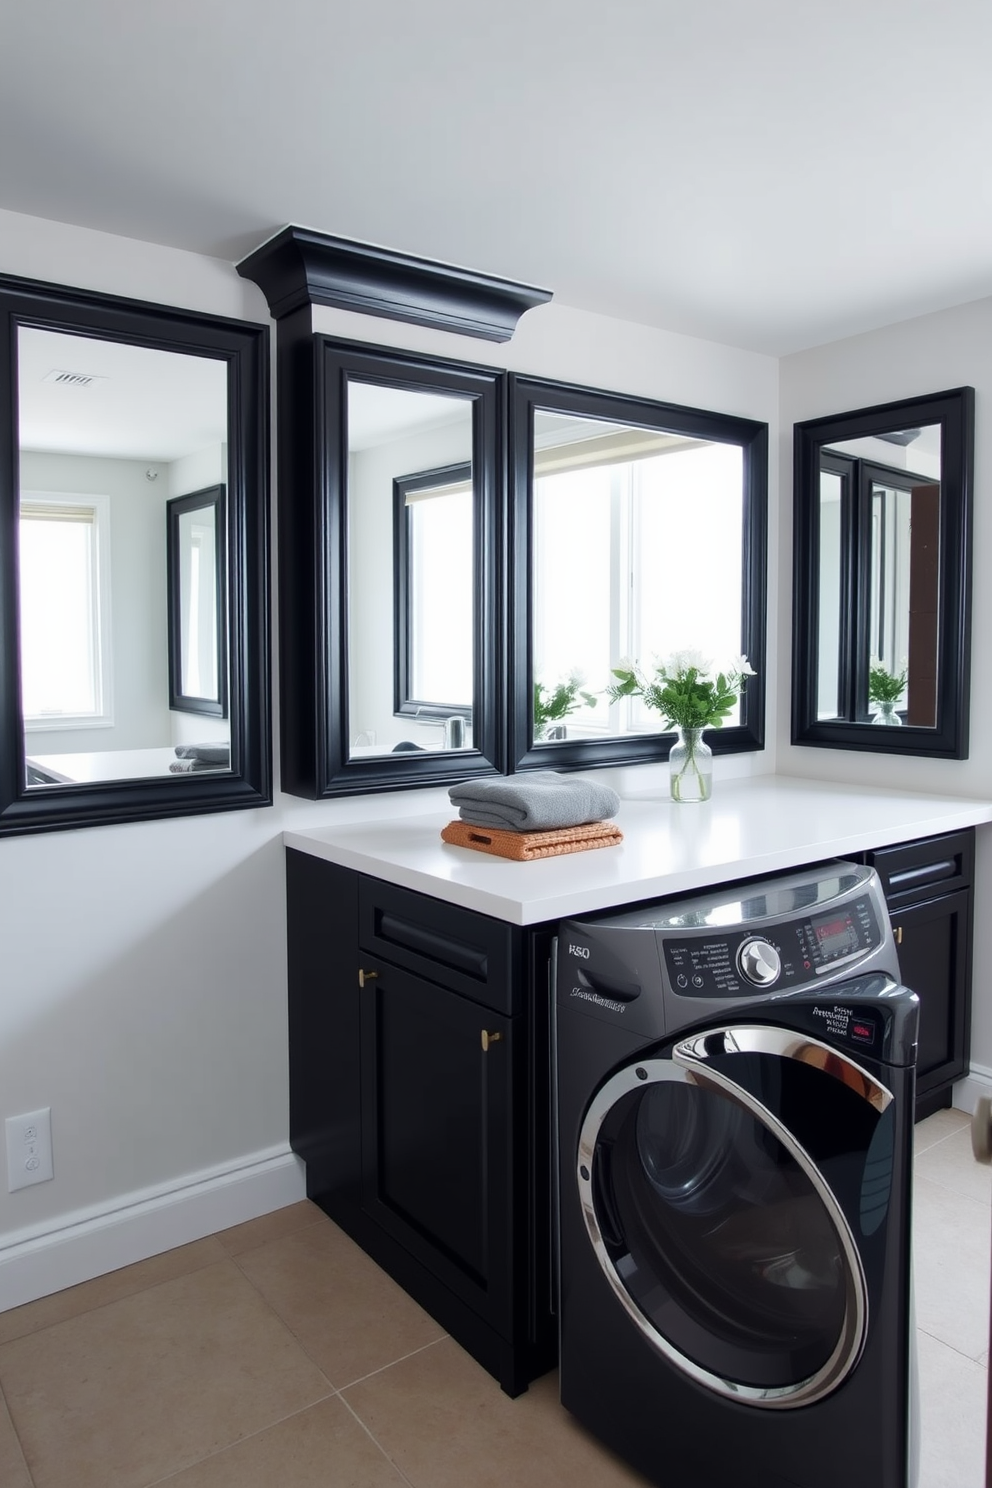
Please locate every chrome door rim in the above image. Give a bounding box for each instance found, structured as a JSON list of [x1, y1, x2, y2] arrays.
[[576, 1026, 887, 1409]]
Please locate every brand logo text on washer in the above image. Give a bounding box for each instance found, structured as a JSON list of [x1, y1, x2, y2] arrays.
[[570, 988, 625, 1013], [568, 944, 591, 959]]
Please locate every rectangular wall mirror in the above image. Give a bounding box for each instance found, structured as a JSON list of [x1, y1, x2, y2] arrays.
[[508, 376, 767, 771], [288, 338, 502, 796], [0, 274, 270, 833], [793, 388, 973, 758]]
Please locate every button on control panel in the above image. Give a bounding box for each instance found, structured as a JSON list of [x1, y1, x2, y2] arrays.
[[662, 896, 882, 997]]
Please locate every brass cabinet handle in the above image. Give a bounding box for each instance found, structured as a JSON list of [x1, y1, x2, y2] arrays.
[[894, 926, 903, 945], [481, 1029, 502, 1052], [358, 968, 379, 988]]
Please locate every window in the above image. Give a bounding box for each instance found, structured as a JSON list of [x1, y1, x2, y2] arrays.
[[532, 429, 744, 736], [19, 492, 112, 728], [393, 463, 473, 716]]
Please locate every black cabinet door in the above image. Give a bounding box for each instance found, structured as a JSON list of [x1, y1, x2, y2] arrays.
[[890, 888, 971, 1112], [360, 960, 513, 1328]]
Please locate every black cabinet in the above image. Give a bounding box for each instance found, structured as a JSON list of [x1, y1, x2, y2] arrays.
[[860, 829, 974, 1119], [286, 847, 556, 1396], [286, 828, 976, 1396]]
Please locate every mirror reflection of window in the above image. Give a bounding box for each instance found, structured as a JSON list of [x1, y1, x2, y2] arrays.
[[346, 379, 474, 758], [400, 468, 473, 709], [817, 468, 843, 720], [821, 426, 940, 728], [17, 326, 230, 787], [19, 492, 111, 726], [531, 412, 745, 742]]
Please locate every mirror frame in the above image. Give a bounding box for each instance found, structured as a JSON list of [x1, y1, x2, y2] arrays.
[[166, 484, 228, 718], [507, 374, 768, 772], [0, 273, 271, 834], [792, 387, 974, 758], [287, 337, 503, 795]]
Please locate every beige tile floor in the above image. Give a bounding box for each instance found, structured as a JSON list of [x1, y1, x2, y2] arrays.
[[0, 1108, 987, 1488]]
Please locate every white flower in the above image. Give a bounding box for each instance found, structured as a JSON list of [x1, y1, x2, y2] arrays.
[[568, 668, 587, 687], [662, 648, 712, 678], [613, 655, 636, 673], [725, 654, 756, 677]]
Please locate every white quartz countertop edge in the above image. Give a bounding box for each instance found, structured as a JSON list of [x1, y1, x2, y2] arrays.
[[283, 777, 992, 926]]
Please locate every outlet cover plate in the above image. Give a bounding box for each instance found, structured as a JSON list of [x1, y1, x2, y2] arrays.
[[6, 1107, 53, 1191]]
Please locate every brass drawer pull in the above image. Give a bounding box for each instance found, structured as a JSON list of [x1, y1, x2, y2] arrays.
[[358, 968, 379, 988], [481, 1029, 502, 1052], [894, 926, 903, 945]]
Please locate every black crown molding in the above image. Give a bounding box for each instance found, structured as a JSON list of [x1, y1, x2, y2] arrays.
[[237, 226, 552, 342]]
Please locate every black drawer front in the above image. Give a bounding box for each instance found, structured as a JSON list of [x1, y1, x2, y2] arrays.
[[358, 876, 518, 1014], [865, 829, 974, 905]]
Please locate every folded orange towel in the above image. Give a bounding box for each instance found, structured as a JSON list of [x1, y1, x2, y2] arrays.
[[440, 819, 623, 861]]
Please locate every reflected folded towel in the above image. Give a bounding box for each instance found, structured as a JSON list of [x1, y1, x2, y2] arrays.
[[169, 757, 226, 773], [448, 770, 620, 832], [174, 743, 230, 766]]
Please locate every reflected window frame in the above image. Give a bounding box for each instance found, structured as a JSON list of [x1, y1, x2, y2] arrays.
[[792, 387, 974, 759], [312, 338, 503, 794], [507, 374, 768, 773], [166, 484, 228, 719], [0, 272, 271, 835], [392, 461, 473, 721]]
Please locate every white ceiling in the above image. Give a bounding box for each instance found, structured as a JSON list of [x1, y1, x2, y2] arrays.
[[2, 0, 991, 356]]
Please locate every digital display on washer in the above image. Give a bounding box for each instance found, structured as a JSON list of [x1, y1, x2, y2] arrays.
[[809, 909, 862, 964]]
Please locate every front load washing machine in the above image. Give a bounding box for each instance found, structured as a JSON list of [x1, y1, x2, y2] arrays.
[[554, 861, 919, 1488]]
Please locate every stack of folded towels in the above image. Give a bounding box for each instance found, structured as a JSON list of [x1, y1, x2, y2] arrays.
[[442, 771, 622, 860], [168, 743, 231, 774]]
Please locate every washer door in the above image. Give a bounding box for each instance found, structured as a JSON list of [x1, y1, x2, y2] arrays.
[[577, 1024, 894, 1408]]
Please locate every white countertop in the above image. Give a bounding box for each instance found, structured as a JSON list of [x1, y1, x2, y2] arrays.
[[284, 776, 992, 926]]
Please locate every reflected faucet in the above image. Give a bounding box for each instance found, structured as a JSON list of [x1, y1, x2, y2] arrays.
[[443, 716, 466, 749], [414, 708, 468, 749]]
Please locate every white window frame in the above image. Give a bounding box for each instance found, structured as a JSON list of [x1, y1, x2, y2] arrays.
[[19, 490, 114, 731]]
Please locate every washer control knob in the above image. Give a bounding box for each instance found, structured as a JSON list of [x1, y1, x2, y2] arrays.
[[738, 938, 782, 986]]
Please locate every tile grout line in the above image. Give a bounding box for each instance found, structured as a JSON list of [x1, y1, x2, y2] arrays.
[[917, 1323, 990, 1370], [337, 1334, 451, 1393], [227, 1241, 450, 1393], [336, 1386, 421, 1488], [139, 1387, 342, 1488], [0, 1377, 34, 1488]]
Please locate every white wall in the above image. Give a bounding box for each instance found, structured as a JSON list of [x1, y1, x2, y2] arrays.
[[0, 206, 779, 1307], [779, 298, 992, 1076]]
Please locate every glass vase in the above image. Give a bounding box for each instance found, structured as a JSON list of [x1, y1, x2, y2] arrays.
[[872, 701, 903, 726], [668, 727, 713, 803]]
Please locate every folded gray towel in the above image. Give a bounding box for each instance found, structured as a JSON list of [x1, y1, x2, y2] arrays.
[[448, 771, 620, 832], [174, 743, 230, 765]]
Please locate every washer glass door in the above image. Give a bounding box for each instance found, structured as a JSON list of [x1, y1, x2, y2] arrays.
[[578, 1027, 894, 1407]]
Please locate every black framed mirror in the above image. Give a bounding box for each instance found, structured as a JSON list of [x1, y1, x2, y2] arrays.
[[292, 338, 502, 795], [507, 375, 767, 771], [792, 387, 974, 758], [0, 273, 270, 834]]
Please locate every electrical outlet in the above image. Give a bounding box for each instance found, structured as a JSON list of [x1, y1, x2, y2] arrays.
[[6, 1107, 53, 1191]]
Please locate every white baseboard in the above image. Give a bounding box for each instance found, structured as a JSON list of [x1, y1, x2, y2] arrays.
[[0, 1145, 306, 1312], [953, 1063, 992, 1115]]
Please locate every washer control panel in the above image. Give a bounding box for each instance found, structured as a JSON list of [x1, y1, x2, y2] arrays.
[[662, 894, 882, 997]]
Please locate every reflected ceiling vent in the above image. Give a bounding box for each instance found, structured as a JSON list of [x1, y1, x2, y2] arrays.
[[41, 368, 108, 388], [876, 428, 922, 446]]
